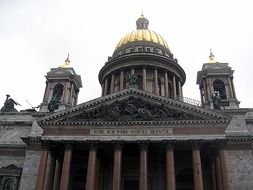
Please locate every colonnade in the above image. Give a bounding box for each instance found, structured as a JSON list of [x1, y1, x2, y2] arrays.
[[101, 67, 183, 99], [35, 141, 230, 190]]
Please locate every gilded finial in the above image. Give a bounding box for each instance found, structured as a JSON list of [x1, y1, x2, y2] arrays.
[[141, 9, 144, 17], [208, 49, 216, 64], [59, 53, 71, 68], [65, 53, 70, 65]]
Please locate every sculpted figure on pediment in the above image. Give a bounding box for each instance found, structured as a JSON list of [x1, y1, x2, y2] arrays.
[[66, 96, 201, 121]]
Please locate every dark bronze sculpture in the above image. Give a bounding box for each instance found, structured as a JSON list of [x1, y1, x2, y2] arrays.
[[212, 92, 221, 110], [48, 84, 63, 112], [48, 96, 61, 112], [65, 96, 201, 121], [0, 95, 20, 112], [127, 73, 138, 88]]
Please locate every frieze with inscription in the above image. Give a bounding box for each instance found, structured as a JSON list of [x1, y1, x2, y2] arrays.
[[63, 96, 202, 121], [90, 128, 173, 136]]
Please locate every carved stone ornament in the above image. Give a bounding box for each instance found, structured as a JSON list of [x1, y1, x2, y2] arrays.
[[0, 164, 22, 190], [64, 96, 202, 121]]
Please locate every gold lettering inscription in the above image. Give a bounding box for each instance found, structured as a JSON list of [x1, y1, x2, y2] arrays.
[[91, 128, 172, 136]]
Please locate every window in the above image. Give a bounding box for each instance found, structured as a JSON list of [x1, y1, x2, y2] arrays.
[[52, 83, 64, 101], [213, 79, 227, 99]]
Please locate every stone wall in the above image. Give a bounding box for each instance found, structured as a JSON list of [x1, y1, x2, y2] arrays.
[[19, 150, 41, 190], [226, 149, 253, 190], [0, 154, 25, 168]]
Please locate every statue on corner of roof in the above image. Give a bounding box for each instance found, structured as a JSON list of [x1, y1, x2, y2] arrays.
[[212, 91, 221, 110], [0, 94, 20, 112]]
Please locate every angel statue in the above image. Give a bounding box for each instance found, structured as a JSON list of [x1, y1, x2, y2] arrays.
[[0, 94, 20, 112]]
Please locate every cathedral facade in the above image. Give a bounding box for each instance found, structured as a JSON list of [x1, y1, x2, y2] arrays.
[[0, 15, 253, 190]]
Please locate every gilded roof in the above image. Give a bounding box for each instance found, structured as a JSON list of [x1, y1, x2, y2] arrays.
[[115, 15, 169, 50], [115, 29, 169, 49]]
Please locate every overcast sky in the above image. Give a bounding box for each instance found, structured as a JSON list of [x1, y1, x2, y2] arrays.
[[0, 0, 253, 110]]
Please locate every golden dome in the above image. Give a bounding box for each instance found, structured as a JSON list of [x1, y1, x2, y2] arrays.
[[116, 29, 169, 49], [115, 14, 169, 50]]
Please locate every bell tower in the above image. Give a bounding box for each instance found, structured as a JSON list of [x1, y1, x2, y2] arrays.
[[197, 51, 240, 109], [40, 55, 82, 112]]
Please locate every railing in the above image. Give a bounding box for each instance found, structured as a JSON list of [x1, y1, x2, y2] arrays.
[[177, 96, 202, 107]]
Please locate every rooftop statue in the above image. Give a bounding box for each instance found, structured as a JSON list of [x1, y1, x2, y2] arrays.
[[127, 73, 138, 89], [47, 87, 62, 112], [212, 91, 221, 110], [0, 94, 20, 112]]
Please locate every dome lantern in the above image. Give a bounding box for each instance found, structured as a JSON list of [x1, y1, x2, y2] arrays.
[[136, 14, 149, 30]]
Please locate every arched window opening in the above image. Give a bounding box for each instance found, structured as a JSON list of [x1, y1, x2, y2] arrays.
[[213, 79, 227, 99], [52, 83, 64, 101], [3, 178, 15, 190]]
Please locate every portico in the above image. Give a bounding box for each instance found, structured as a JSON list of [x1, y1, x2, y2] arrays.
[[35, 139, 230, 190]]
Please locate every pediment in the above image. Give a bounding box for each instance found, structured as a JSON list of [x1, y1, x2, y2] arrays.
[[38, 89, 229, 125]]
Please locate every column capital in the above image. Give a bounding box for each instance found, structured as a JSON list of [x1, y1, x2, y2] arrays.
[[86, 140, 99, 150], [86, 140, 100, 145], [213, 139, 228, 149], [138, 140, 149, 150], [49, 148, 59, 158], [163, 140, 176, 149], [41, 140, 51, 150], [112, 140, 124, 149], [61, 141, 74, 150], [190, 140, 203, 150]]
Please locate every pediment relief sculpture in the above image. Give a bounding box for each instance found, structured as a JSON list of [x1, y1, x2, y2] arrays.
[[63, 96, 202, 121]]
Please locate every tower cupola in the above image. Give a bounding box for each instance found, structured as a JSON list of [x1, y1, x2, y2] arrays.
[[40, 56, 82, 112], [197, 51, 240, 109]]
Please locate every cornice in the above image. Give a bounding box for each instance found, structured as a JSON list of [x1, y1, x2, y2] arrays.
[[0, 144, 26, 150], [42, 119, 229, 126], [21, 136, 41, 145]]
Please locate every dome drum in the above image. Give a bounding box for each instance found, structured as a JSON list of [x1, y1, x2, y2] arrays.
[[99, 53, 185, 85], [99, 54, 185, 99]]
